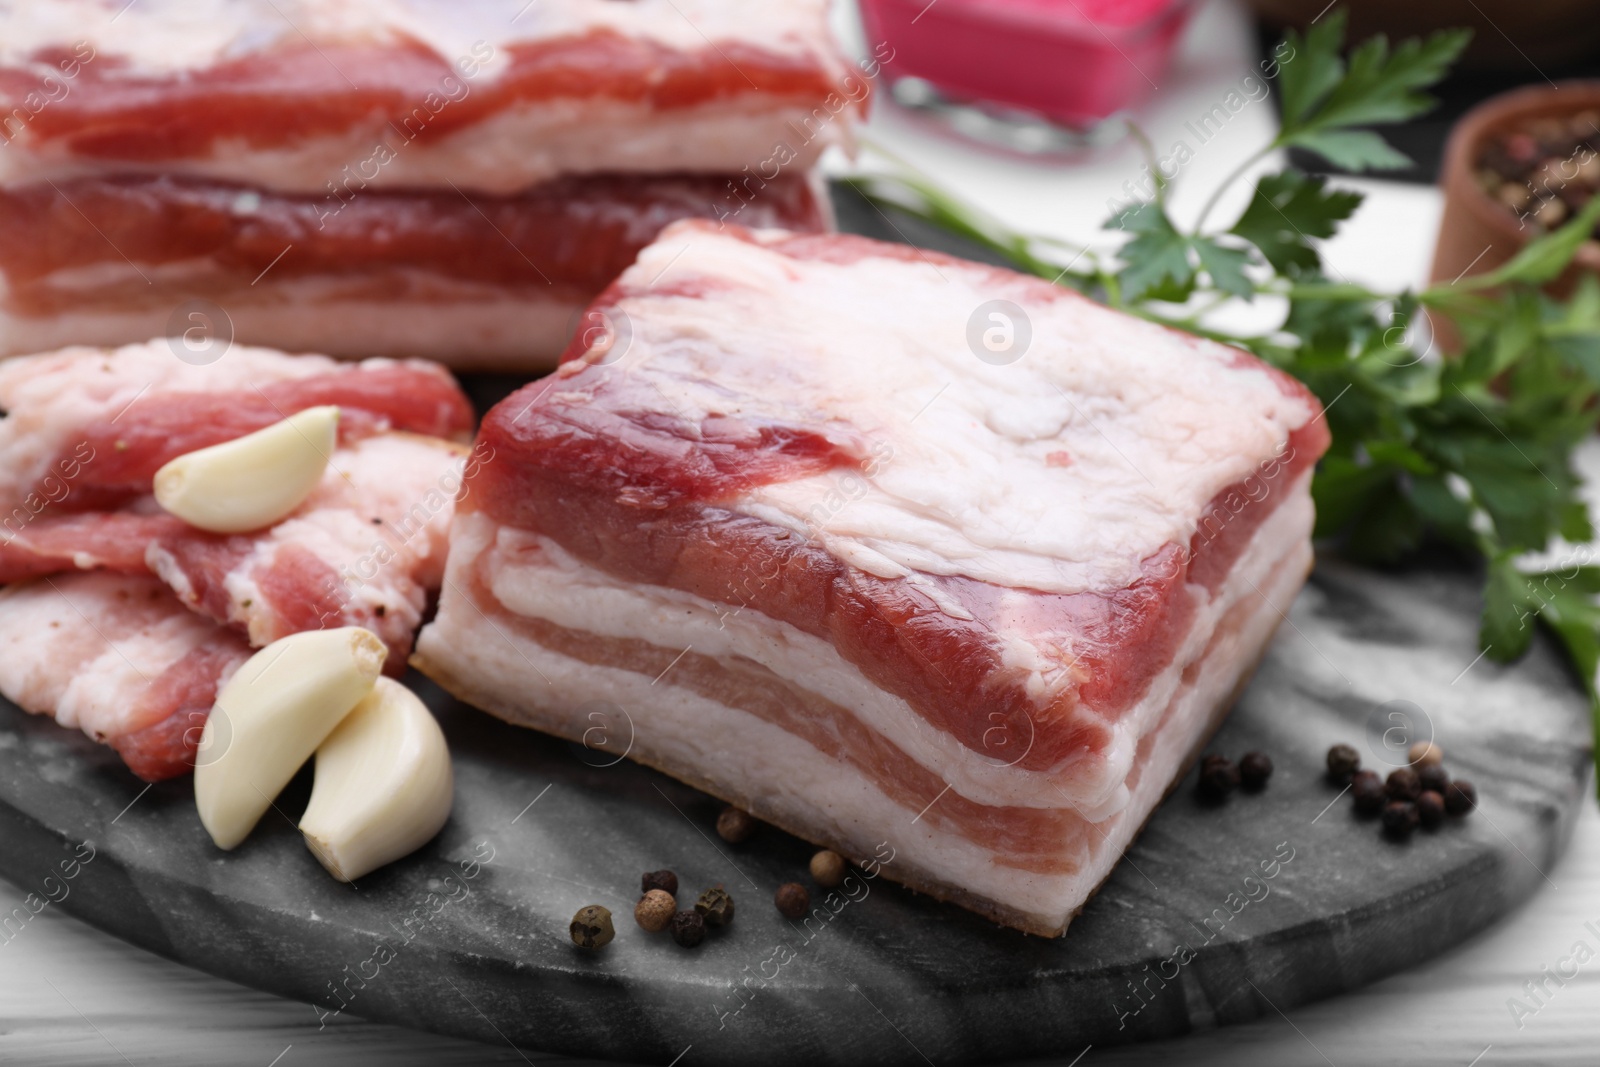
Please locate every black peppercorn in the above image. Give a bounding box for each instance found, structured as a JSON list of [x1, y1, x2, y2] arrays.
[[695, 886, 736, 928], [1239, 751, 1273, 791], [1326, 743, 1360, 783], [669, 909, 705, 948], [1382, 800, 1420, 839], [569, 905, 615, 949], [1385, 767, 1421, 802], [641, 869, 679, 896], [1197, 757, 1239, 800], [1445, 780, 1477, 816], [716, 806, 758, 844], [1417, 763, 1450, 796], [1351, 770, 1385, 816], [774, 882, 810, 919], [1417, 790, 1445, 829]]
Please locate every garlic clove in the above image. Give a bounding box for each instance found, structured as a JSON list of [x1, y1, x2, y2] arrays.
[[195, 627, 386, 850], [154, 405, 339, 533], [299, 676, 453, 882]]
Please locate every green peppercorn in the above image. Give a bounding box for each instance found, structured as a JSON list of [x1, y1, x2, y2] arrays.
[[696, 886, 735, 928], [1239, 751, 1273, 791], [570, 905, 615, 949], [1351, 770, 1385, 816], [1326, 743, 1360, 783], [670, 909, 705, 948]]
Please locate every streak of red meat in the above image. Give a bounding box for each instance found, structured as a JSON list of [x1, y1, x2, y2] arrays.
[[0, 173, 830, 293], [28, 364, 472, 511], [148, 530, 415, 670], [109, 642, 249, 782], [487, 373, 870, 510], [2, 33, 855, 161], [253, 542, 346, 637], [144, 530, 249, 616], [0, 511, 184, 583]]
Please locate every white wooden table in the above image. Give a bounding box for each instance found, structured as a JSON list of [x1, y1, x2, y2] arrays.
[[4, 1, 1595, 1063]]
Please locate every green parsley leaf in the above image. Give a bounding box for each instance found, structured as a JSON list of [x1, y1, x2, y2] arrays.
[[1291, 129, 1414, 171], [1275, 13, 1348, 128], [1192, 238, 1255, 299], [1230, 172, 1363, 275], [1483, 552, 1541, 661], [1271, 13, 1471, 172], [1110, 202, 1195, 303]]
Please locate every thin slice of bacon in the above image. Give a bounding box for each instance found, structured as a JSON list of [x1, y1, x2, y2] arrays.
[[0, 571, 250, 781], [0, 433, 470, 668]]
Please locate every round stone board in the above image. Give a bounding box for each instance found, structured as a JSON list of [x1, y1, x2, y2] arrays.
[[0, 557, 1588, 1065]]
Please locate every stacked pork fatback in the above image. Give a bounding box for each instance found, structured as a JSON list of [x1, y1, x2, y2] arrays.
[[0, 0, 861, 366]]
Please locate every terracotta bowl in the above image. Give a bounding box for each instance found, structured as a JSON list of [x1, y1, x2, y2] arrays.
[[1430, 81, 1600, 301]]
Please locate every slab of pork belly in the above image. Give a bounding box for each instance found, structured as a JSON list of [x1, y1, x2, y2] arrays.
[[0, 571, 250, 781], [451, 223, 1329, 808], [0, 173, 831, 365], [0, 0, 862, 193], [414, 222, 1330, 932]]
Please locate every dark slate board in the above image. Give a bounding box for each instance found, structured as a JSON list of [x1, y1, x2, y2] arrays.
[[0, 559, 1588, 1065]]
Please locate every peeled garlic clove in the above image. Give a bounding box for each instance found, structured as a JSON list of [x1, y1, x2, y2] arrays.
[[195, 627, 386, 850], [154, 405, 338, 533], [299, 676, 453, 882]]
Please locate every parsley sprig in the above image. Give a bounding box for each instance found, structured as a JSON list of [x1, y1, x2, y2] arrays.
[[850, 13, 1600, 758]]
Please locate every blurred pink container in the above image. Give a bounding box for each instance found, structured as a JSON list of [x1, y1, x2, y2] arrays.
[[859, 0, 1194, 125]]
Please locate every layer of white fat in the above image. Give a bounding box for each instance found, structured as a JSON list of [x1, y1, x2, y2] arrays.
[[415, 518, 1313, 932], [0, 572, 231, 742], [0, 101, 854, 194], [594, 227, 1315, 598], [457, 472, 1314, 816], [0, 0, 839, 77], [0, 281, 582, 370], [0, 341, 360, 511], [146, 433, 462, 650]]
